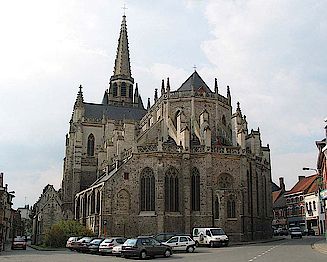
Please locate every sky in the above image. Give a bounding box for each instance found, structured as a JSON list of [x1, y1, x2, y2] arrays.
[[0, 0, 326, 208]]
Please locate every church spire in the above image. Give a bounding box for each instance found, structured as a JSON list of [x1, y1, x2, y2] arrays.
[[113, 15, 132, 78], [108, 15, 136, 106]]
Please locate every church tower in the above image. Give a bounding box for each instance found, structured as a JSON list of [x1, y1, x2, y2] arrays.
[[106, 15, 136, 106]]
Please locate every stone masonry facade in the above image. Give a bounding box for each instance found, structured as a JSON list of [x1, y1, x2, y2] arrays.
[[61, 15, 273, 242]]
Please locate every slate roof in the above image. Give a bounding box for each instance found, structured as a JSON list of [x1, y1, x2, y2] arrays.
[[84, 102, 146, 121], [272, 182, 281, 192], [273, 191, 287, 208], [177, 71, 213, 93], [286, 174, 318, 195]]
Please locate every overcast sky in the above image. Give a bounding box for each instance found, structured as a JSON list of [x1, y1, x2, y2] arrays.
[[1, 0, 326, 208]]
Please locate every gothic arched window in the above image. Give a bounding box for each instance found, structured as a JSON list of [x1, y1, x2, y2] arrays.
[[140, 168, 155, 211], [227, 195, 236, 218], [191, 167, 200, 211], [214, 196, 220, 219], [87, 134, 95, 156], [113, 83, 118, 97], [121, 82, 127, 96], [165, 167, 179, 212], [222, 115, 226, 126]]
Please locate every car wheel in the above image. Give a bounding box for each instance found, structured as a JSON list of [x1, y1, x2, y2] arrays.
[[210, 241, 215, 248], [164, 249, 172, 257], [140, 250, 147, 259], [195, 241, 199, 247], [186, 246, 195, 253]]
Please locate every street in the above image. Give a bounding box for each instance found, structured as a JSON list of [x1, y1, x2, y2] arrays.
[[0, 237, 326, 262]]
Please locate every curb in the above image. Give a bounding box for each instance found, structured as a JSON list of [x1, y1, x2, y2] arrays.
[[311, 240, 327, 255], [230, 237, 285, 246], [28, 244, 67, 252]]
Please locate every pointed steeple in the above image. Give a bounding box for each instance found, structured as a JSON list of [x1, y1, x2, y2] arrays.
[[227, 85, 231, 105], [166, 77, 170, 93], [161, 79, 165, 95], [102, 89, 109, 104], [75, 85, 84, 108], [214, 78, 218, 94], [147, 98, 151, 110], [154, 88, 158, 102], [113, 15, 132, 78], [108, 15, 135, 106]]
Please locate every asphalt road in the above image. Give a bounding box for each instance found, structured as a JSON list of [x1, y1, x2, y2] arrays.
[[0, 236, 325, 262]]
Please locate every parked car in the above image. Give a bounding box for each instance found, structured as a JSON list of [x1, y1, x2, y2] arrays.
[[154, 232, 181, 243], [279, 228, 289, 236], [112, 244, 123, 256], [289, 227, 302, 239], [83, 238, 104, 253], [98, 237, 126, 255], [192, 227, 229, 247], [66, 236, 80, 250], [303, 228, 315, 236], [163, 235, 196, 252], [11, 237, 27, 250], [71, 236, 94, 252], [121, 237, 172, 259]]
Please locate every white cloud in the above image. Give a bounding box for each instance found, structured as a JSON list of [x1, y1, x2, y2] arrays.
[[201, 0, 327, 184]]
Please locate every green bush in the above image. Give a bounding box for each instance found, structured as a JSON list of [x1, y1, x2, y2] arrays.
[[44, 220, 94, 248]]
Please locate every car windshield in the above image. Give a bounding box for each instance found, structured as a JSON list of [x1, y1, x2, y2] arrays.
[[90, 239, 103, 244], [78, 237, 92, 242], [210, 229, 225, 236], [14, 238, 25, 242], [124, 239, 137, 246], [290, 227, 301, 232], [103, 238, 114, 243]]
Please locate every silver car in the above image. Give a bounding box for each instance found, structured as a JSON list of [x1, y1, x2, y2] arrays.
[[98, 237, 126, 254], [163, 235, 196, 253]]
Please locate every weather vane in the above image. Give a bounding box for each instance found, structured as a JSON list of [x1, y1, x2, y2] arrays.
[[193, 65, 197, 71]]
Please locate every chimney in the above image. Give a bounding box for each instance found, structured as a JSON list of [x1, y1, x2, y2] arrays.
[[279, 177, 285, 192], [0, 172, 3, 188], [298, 175, 305, 181]]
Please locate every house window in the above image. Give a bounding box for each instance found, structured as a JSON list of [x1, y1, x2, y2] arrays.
[[87, 134, 95, 156], [313, 201, 316, 210], [191, 167, 200, 211], [227, 195, 236, 218], [165, 167, 179, 212], [140, 168, 155, 211]]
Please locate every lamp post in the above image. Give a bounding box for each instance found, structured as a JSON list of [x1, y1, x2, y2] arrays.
[[303, 167, 326, 239]]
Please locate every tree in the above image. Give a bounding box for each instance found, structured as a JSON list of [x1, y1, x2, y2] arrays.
[[44, 220, 93, 247]]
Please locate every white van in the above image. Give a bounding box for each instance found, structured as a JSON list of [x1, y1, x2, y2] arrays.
[[192, 227, 229, 247]]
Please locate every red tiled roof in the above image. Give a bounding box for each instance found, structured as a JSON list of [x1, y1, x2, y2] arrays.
[[286, 174, 318, 195], [272, 190, 282, 203]]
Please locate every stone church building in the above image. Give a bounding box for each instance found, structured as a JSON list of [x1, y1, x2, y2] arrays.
[[61, 15, 273, 241]]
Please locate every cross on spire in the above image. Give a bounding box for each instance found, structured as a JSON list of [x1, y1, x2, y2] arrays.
[[193, 65, 197, 71], [122, 3, 128, 15]]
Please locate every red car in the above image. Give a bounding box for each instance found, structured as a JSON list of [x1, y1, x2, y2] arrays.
[[11, 237, 27, 250]]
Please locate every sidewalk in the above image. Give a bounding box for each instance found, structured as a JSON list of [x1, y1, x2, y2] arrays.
[[230, 236, 285, 246], [28, 244, 67, 251], [312, 239, 327, 255]]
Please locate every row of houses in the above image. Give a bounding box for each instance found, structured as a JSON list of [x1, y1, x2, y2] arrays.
[[0, 173, 15, 251], [273, 123, 327, 235]]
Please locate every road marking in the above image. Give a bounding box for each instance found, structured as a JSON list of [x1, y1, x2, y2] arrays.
[[248, 244, 281, 262]]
